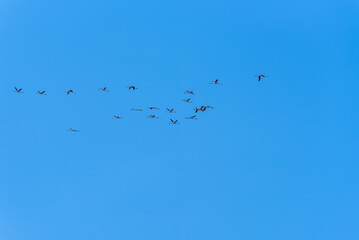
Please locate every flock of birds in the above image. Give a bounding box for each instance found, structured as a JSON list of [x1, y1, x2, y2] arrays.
[[13, 75, 268, 132]]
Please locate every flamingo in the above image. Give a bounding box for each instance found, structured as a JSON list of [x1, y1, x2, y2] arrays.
[[100, 87, 109, 92], [149, 107, 160, 110], [147, 115, 159, 118], [201, 106, 213, 111], [14, 87, 23, 93], [185, 90, 194, 95], [67, 89, 76, 95], [186, 115, 197, 120], [167, 108, 176, 113], [210, 79, 221, 85], [257, 74, 268, 82], [195, 107, 203, 113], [131, 108, 143, 111], [183, 98, 192, 103], [68, 128, 79, 132], [170, 119, 179, 125]]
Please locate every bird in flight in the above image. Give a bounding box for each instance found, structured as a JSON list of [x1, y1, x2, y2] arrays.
[[129, 86, 137, 90], [131, 108, 143, 111], [14, 87, 23, 93], [147, 115, 159, 118], [210, 79, 222, 85], [67, 89, 76, 95], [185, 90, 194, 95], [183, 98, 192, 103], [257, 74, 268, 82], [68, 128, 80, 132], [37, 90, 46, 95], [186, 115, 197, 120], [149, 107, 160, 110], [195, 107, 203, 113], [100, 87, 109, 92], [113, 115, 122, 119], [201, 106, 213, 111], [167, 108, 176, 113], [170, 119, 179, 125]]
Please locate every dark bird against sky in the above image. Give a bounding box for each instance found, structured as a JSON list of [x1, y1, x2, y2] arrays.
[[170, 119, 179, 125], [257, 74, 268, 82], [14, 87, 23, 93]]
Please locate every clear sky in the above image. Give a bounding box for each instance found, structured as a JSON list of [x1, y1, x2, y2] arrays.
[[0, 0, 358, 239]]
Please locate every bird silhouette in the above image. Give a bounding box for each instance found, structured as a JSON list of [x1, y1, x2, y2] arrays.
[[67, 89, 76, 95], [100, 87, 109, 92], [186, 115, 197, 120], [131, 108, 143, 111], [14, 87, 23, 93], [170, 119, 179, 124], [257, 74, 268, 82], [210, 79, 221, 85], [147, 115, 159, 118], [195, 107, 203, 113], [185, 90, 194, 95], [129, 86, 137, 90], [201, 106, 213, 111], [37, 90, 46, 95], [68, 128, 79, 132], [183, 98, 192, 103], [149, 107, 160, 110], [113, 115, 122, 119], [167, 108, 176, 113]]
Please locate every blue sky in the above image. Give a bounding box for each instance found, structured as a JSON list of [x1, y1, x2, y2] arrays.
[[0, 0, 358, 239]]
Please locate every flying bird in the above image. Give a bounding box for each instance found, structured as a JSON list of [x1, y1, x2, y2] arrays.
[[149, 107, 160, 110], [183, 98, 192, 103], [14, 87, 23, 93], [68, 128, 79, 132], [100, 87, 109, 92], [201, 106, 213, 111], [195, 107, 203, 113], [185, 90, 194, 95], [167, 108, 176, 113], [170, 119, 179, 125], [210, 79, 222, 85], [67, 89, 76, 95], [186, 115, 197, 120], [147, 115, 159, 118], [113, 115, 122, 119], [131, 108, 143, 111], [257, 74, 268, 82], [129, 86, 137, 90], [37, 90, 46, 95]]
